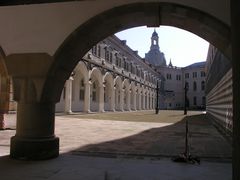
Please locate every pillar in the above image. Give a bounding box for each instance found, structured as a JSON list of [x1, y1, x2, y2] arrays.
[[83, 81, 90, 113], [231, 0, 240, 179], [6, 53, 59, 160], [110, 87, 115, 111], [127, 89, 131, 111], [64, 77, 73, 114], [139, 92, 142, 110], [133, 89, 136, 110], [99, 85, 104, 112], [120, 89, 124, 111]]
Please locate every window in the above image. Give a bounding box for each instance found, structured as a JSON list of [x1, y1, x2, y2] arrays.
[[193, 72, 197, 78], [201, 81, 205, 91], [105, 49, 110, 62], [92, 45, 97, 55], [193, 96, 197, 105], [124, 59, 127, 70], [167, 73, 172, 80], [201, 71, 206, 77], [79, 79, 85, 101], [110, 53, 112, 63], [176, 75, 181, 81], [97, 45, 101, 57], [185, 73, 189, 79], [92, 82, 97, 102], [193, 81, 197, 91]]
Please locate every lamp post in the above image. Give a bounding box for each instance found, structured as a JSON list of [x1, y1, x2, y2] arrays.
[[184, 82, 189, 115], [155, 81, 159, 114]]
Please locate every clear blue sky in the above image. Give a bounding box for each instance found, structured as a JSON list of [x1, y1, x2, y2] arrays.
[[115, 26, 209, 67]]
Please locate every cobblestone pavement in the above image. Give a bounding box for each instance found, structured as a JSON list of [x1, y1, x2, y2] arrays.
[[0, 110, 232, 180], [1, 110, 232, 159]]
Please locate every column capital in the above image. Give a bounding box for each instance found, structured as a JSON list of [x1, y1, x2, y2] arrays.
[[6, 53, 56, 103]]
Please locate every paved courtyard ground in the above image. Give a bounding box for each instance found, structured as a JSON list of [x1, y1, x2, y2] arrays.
[[0, 110, 232, 180]]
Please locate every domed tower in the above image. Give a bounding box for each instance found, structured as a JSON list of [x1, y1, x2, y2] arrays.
[[145, 29, 167, 67]]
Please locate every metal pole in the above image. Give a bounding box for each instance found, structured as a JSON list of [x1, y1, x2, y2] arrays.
[[155, 82, 159, 114], [185, 117, 189, 159], [184, 82, 188, 115]]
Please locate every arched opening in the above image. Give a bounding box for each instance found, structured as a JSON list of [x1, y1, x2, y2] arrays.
[[114, 76, 123, 111], [3, 2, 234, 174], [89, 68, 103, 112], [42, 2, 230, 102], [103, 72, 114, 111]]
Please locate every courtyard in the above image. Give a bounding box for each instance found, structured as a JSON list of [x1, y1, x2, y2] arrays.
[[0, 110, 232, 179]]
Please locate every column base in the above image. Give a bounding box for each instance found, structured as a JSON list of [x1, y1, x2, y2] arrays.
[[10, 136, 59, 160]]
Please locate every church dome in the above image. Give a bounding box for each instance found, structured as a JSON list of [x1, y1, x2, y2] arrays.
[[145, 30, 166, 67]]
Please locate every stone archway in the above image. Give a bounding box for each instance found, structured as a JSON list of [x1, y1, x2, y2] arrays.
[[43, 2, 230, 103], [6, 1, 236, 165]]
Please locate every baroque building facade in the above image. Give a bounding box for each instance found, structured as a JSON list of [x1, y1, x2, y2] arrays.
[[56, 30, 206, 113], [56, 35, 160, 113], [145, 30, 206, 110]]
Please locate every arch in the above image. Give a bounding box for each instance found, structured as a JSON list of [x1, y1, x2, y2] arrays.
[[103, 72, 114, 111], [90, 67, 103, 85], [42, 2, 230, 102], [114, 76, 123, 111], [72, 62, 89, 112], [103, 72, 114, 88], [89, 67, 103, 112]]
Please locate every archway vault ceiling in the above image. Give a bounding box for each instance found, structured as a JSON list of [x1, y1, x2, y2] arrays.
[[0, 0, 229, 56]]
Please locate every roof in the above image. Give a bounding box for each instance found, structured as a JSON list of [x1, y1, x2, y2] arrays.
[[184, 61, 205, 68]]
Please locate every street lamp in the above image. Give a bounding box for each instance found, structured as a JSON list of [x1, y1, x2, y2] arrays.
[[155, 81, 159, 114], [184, 82, 189, 115]]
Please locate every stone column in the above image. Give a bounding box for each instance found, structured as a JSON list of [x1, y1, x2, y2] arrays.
[[64, 77, 73, 114], [142, 92, 145, 110], [139, 92, 142, 110], [6, 53, 59, 160], [133, 90, 136, 110], [99, 85, 104, 112], [231, 0, 240, 179], [110, 87, 115, 111], [120, 89, 124, 111], [149, 94, 152, 109], [127, 89, 131, 111], [83, 81, 90, 113]]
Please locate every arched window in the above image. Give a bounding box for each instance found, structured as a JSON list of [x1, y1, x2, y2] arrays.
[[92, 45, 97, 55], [201, 81, 205, 91], [193, 81, 197, 91]]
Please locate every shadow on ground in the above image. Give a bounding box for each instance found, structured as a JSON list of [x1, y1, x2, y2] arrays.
[[72, 114, 232, 161]]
